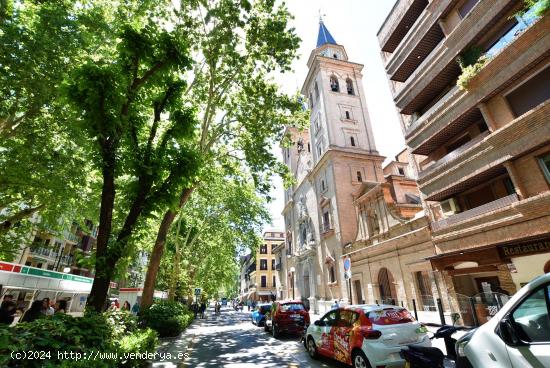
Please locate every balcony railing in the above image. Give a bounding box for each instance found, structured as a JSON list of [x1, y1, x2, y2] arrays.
[[63, 230, 80, 243], [419, 131, 490, 179], [30, 247, 58, 259], [432, 194, 518, 231]]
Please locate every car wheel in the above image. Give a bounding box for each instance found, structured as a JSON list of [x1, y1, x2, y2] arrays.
[[259, 318, 265, 327], [352, 350, 371, 368], [272, 323, 280, 338], [307, 337, 318, 359]]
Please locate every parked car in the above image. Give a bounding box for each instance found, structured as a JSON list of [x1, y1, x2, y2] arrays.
[[251, 303, 271, 326], [304, 304, 431, 368], [457, 273, 550, 368], [265, 300, 310, 338]]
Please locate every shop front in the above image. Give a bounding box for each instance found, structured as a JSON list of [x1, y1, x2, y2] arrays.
[[429, 236, 550, 326]]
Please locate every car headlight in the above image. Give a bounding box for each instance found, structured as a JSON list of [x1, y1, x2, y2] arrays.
[[456, 329, 476, 357]]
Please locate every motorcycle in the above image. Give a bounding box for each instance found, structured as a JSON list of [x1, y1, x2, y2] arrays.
[[400, 325, 460, 368]]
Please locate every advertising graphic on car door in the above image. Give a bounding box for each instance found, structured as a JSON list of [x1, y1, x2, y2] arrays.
[[332, 309, 362, 364]]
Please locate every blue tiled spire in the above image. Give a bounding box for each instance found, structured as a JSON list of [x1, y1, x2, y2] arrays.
[[316, 19, 337, 48]]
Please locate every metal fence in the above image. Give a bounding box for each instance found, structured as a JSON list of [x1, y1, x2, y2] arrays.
[[411, 292, 511, 327]]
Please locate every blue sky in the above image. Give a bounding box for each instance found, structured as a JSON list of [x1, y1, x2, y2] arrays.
[[265, 0, 404, 231]]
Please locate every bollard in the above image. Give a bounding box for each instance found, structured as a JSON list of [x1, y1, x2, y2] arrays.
[[437, 298, 446, 325], [412, 299, 418, 321], [469, 298, 480, 327]]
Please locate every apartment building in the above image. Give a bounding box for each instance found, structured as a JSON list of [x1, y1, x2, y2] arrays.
[[17, 218, 97, 276], [378, 0, 550, 305], [239, 231, 284, 302]]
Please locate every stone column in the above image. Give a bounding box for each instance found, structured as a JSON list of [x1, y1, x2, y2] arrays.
[[496, 264, 517, 295], [503, 161, 527, 200], [477, 102, 498, 132]]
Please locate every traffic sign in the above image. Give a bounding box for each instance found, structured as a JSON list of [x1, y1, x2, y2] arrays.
[[343, 256, 351, 271], [194, 288, 201, 296], [343, 256, 352, 279]]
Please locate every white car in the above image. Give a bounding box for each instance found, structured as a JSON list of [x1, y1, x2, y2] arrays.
[[457, 273, 550, 367], [304, 304, 431, 368]]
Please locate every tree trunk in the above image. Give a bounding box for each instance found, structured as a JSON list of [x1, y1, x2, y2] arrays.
[[141, 186, 195, 309], [168, 216, 184, 301], [87, 152, 116, 312], [88, 173, 153, 311]]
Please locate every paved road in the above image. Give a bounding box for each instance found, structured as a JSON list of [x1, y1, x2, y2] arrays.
[[153, 306, 344, 368]]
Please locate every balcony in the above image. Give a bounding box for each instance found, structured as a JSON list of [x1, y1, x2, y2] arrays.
[[432, 194, 518, 231], [385, 0, 450, 81], [419, 130, 490, 180], [378, 0, 430, 53], [30, 247, 55, 259], [419, 101, 550, 200], [396, 0, 515, 116], [407, 13, 549, 153], [63, 230, 80, 243]]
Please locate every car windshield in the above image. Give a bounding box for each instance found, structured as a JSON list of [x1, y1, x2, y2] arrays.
[[366, 307, 414, 325], [281, 303, 305, 312]]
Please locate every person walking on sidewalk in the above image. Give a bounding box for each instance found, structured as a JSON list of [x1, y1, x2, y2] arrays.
[[200, 301, 206, 319]]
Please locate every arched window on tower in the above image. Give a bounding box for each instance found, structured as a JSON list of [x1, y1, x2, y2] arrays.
[[350, 136, 356, 147], [346, 78, 354, 95], [330, 76, 339, 92]]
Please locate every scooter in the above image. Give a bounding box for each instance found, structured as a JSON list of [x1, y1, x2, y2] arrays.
[[400, 325, 459, 368]]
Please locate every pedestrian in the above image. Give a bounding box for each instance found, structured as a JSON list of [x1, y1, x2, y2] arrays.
[[109, 301, 117, 310], [0, 301, 16, 325], [200, 301, 206, 319], [331, 299, 339, 310], [192, 302, 198, 318], [42, 298, 55, 316], [1, 294, 14, 304], [21, 300, 44, 323], [122, 301, 131, 311], [131, 302, 140, 315], [114, 299, 120, 309], [55, 300, 67, 314]]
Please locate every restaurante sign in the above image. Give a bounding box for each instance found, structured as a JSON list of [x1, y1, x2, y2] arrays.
[[500, 239, 550, 258]]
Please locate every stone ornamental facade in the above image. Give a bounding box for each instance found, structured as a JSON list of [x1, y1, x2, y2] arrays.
[[378, 0, 550, 316], [281, 21, 385, 314]]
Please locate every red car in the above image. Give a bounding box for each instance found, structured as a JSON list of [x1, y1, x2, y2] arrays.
[[264, 300, 310, 338]]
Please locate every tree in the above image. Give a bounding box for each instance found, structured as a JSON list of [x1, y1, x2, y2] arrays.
[[141, 0, 307, 308], [65, 1, 202, 311], [156, 165, 268, 301], [0, 1, 102, 258]]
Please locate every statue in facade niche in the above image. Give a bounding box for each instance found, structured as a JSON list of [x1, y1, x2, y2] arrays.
[[298, 194, 307, 219]]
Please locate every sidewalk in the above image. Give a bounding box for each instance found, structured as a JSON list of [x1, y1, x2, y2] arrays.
[[151, 309, 212, 368]]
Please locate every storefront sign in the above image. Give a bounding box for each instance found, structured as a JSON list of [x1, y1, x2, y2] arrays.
[[0, 261, 93, 284], [500, 239, 550, 258]]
